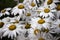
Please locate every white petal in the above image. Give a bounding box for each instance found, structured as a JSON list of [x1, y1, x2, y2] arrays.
[[3, 31, 9, 37], [5, 12, 10, 15], [16, 30, 20, 35], [10, 32, 14, 39], [43, 23, 50, 29], [5, 8, 12, 11], [13, 31, 16, 37]]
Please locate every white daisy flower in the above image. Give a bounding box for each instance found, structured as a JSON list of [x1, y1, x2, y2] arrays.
[[41, 27, 55, 40], [11, 3, 26, 16], [51, 19, 60, 34], [30, 17, 51, 29], [22, 22, 40, 40], [28, 28, 41, 40], [44, 0, 56, 9], [27, 1, 37, 10], [37, 32, 54, 40], [0, 20, 5, 38], [25, 10, 38, 22], [39, 6, 56, 18], [0, 8, 11, 16], [55, 4, 60, 18], [2, 23, 25, 39]]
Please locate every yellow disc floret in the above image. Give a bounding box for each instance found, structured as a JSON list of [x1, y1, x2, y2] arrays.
[[47, 0, 53, 5], [59, 24, 60, 28], [25, 23, 31, 29], [18, 4, 24, 9], [1, 9, 6, 13], [38, 37, 45, 40], [42, 28, 49, 33], [34, 29, 40, 35], [31, 2, 36, 7], [26, 13, 31, 16], [44, 8, 50, 13], [0, 22, 4, 28], [56, 4, 60, 11], [38, 19, 45, 24], [9, 25, 16, 30]]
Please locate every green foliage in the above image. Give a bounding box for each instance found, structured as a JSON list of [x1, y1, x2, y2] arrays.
[[19, 0, 24, 3], [0, 0, 17, 11]]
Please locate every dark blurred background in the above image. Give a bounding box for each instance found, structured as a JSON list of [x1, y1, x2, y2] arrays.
[[0, 0, 24, 11]]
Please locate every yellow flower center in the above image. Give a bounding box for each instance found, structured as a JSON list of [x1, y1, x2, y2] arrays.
[[38, 19, 45, 24], [44, 8, 50, 13], [26, 13, 31, 16], [9, 25, 16, 30], [1, 9, 6, 13], [0, 22, 4, 28], [56, 4, 60, 11], [25, 23, 31, 29], [37, 10, 41, 14], [38, 37, 45, 40], [31, 2, 36, 7], [47, 0, 53, 5], [59, 24, 60, 28], [34, 29, 41, 35], [18, 4, 24, 9], [42, 28, 49, 33]]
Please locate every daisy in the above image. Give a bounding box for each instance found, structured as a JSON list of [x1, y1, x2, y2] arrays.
[[11, 3, 26, 16], [0, 8, 11, 16], [27, 1, 38, 10], [55, 4, 60, 18], [0, 20, 5, 38], [44, 0, 56, 9], [51, 19, 60, 34], [23, 22, 41, 40], [2, 23, 25, 39], [28, 28, 41, 40], [24, 10, 38, 22], [39, 6, 56, 18], [37, 32, 54, 40], [30, 17, 51, 30]]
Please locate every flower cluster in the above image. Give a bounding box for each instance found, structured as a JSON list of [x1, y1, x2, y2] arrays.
[[0, 0, 60, 40]]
